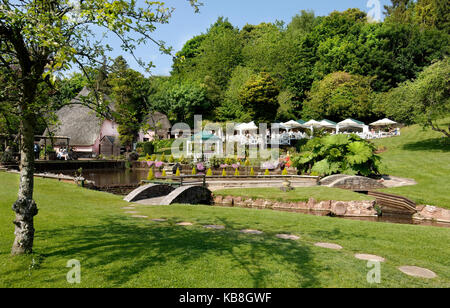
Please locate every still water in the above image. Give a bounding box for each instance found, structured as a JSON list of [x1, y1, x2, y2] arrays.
[[62, 168, 149, 186], [60, 168, 449, 228]]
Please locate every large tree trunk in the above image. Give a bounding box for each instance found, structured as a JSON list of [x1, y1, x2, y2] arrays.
[[11, 114, 38, 255]]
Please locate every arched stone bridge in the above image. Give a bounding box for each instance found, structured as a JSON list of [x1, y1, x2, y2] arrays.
[[124, 184, 213, 205]]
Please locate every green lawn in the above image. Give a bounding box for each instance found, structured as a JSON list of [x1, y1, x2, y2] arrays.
[[373, 120, 450, 209], [0, 172, 449, 288], [214, 187, 374, 202]]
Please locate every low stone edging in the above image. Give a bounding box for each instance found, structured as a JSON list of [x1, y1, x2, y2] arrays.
[[413, 205, 450, 223], [212, 195, 378, 217]]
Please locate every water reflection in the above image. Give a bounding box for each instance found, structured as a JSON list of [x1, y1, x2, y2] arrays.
[[60, 168, 449, 228], [62, 168, 149, 186]]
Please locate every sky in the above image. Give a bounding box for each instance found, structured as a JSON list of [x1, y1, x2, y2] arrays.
[[105, 0, 392, 76]]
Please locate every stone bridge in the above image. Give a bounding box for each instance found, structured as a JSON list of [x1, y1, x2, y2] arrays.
[[124, 184, 213, 205]]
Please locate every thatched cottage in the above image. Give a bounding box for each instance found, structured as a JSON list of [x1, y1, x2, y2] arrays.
[[138, 111, 172, 141], [47, 88, 172, 157]]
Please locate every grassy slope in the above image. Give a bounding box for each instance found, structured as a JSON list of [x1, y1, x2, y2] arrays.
[[0, 172, 449, 288], [214, 187, 374, 202], [373, 121, 450, 208]]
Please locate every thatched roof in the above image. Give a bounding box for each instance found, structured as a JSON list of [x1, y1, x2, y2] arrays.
[[47, 87, 113, 146], [144, 111, 172, 132]]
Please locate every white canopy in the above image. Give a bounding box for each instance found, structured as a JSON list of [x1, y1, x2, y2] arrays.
[[304, 120, 322, 127], [235, 121, 258, 131], [319, 119, 337, 128], [370, 118, 397, 126], [337, 118, 365, 127], [283, 120, 305, 129]]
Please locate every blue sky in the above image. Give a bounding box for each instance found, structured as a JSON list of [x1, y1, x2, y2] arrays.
[[107, 0, 391, 76]]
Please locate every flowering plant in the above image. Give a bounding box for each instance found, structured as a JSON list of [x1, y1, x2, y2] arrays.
[[196, 163, 205, 171], [147, 161, 154, 167]]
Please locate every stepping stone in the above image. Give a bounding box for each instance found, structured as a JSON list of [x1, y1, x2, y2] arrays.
[[122, 207, 135, 210], [131, 215, 148, 219], [176, 222, 194, 226], [240, 229, 263, 235], [398, 266, 437, 279], [354, 254, 385, 262], [151, 219, 167, 222], [314, 242, 343, 250], [204, 225, 225, 230], [276, 234, 300, 240], [124, 211, 139, 214]]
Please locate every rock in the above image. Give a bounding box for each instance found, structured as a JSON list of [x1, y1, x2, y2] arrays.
[[276, 234, 300, 240], [176, 222, 193, 226], [398, 266, 437, 279], [131, 215, 148, 219], [204, 225, 225, 230], [244, 198, 253, 207], [331, 201, 347, 216], [307, 197, 317, 209], [213, 195, 223, 204], [253, 199, 265, 208], [263, 200, 273, 209], [314, 242, 343, 250], [222, 196, 234, 206], [241, 229, 263, 235], [354, 254, 385, 262], [233, 196, 244, 206], [414, 205, 450, 223], [313, 200, 331, 211], [294, 201, 309, 210]]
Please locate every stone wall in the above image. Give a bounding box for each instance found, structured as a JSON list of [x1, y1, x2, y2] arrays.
[[413, 205, 450, 223], [213, 195, 377, 217]]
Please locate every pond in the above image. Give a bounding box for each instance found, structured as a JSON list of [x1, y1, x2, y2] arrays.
[[59, 168, 449, 228], [61, 168, 149, 186]]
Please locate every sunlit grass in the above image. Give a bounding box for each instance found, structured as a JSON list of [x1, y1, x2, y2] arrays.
[[0, 172, 449, 288]]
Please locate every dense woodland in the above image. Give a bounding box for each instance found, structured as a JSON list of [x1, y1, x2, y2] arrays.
[[1, 0, 449, 144]]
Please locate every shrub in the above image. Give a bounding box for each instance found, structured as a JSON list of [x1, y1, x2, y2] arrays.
[[192, 167, 196, 175], [222, 169, 227, 177], [291, 134, 381, 177], [234, 168, 240, 176], [142, 142, 154, 156], [147, 168, 154, 181], [160, 153, 166, 162], [168, 154, 175, 163], [264, 169, 270, 176], [282, 168, 288, 175], [175, 168, 181, 176], [250, 167, 255, 176], [161, 169, 167, 177], [206, 168, 213, 176]]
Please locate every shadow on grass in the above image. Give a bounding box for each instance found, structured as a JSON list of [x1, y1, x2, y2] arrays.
[[34, 215, 322, 288], [402, 138, 450, 152]]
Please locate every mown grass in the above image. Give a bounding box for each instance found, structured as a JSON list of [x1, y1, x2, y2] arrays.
[[214, 187, 374, 202], [0, 172, 449, 288], [373, 119, 450, 209]]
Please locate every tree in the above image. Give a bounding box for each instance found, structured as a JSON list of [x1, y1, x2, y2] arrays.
[[238, 72, 280, 123], [0, 0, 201, 255], [108, 56, 151, 149], [380, 58, 450, 137], [302, 72, 375, 122]]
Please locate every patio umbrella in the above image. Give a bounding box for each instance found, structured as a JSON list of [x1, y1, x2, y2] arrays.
[[370, 118, 397, 126]]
